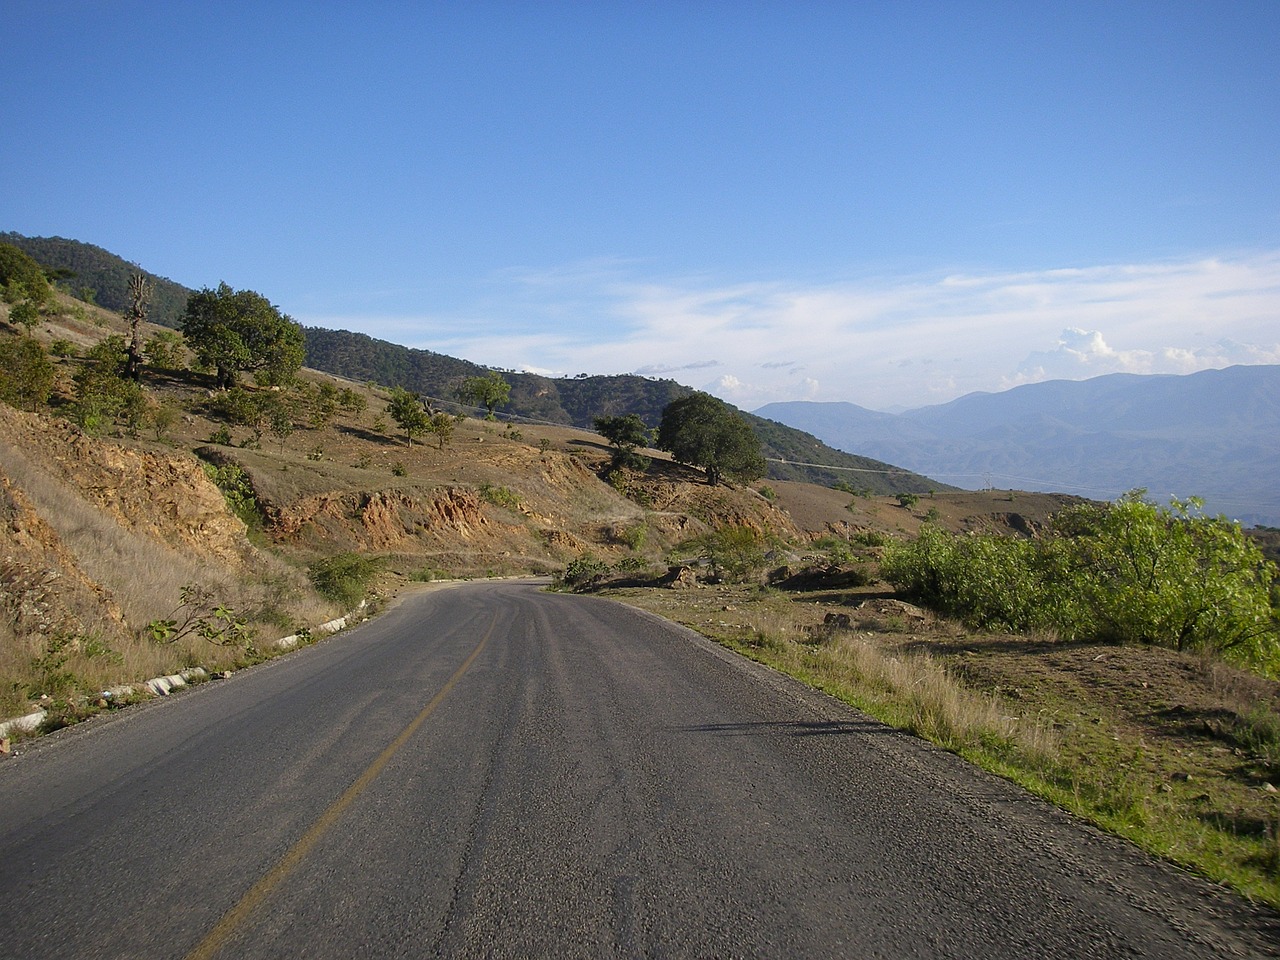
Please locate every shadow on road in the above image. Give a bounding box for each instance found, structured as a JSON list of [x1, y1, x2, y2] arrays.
[[678, 719, 894, 738]]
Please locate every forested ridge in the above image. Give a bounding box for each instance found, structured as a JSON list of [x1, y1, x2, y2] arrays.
[[304, 327, 940, 494], [1, 232, 191, 328]]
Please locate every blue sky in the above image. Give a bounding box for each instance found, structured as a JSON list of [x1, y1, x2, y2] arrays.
[[4, 1, 1278, 410]]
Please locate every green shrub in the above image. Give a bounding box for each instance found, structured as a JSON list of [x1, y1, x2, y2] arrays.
[[309, 552, 380, 608], [0, 336, 55, 410], [558, 555, 609, 589], [700, 525, 767, 582]]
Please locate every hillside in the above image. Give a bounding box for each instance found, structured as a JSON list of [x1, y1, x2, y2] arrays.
[[7, 233, 945, 496], [304, 326, 942, 495], [758, 365, 1280, 527], [1, 232, 192, 328]]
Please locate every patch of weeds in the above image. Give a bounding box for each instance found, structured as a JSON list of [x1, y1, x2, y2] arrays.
[[409, 567, 448, 582], [201, 461, 261, 528], [208, 425, 233, 445], [39, 697, 97, 733], [479, 483, 522, 510], [78, 633, 122, 664], [306, 446, 324, 461], [28, 634, 80, 699], [611, 522, 647, 551], [391, 461, 407, 477], [1232, 704, 1280, 767], [353, 453, 373, 469]]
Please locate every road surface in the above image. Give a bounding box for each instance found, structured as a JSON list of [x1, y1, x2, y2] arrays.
[[1, 580, 1276, 958]]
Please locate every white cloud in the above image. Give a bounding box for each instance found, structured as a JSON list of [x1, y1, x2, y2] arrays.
[[303, 251, 1280, 411]]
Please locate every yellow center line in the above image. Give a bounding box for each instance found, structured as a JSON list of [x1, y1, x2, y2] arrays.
[[186, 622, 494, 960]]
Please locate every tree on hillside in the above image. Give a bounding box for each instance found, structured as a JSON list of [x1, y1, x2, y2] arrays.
[[427, 411, 455, 450], [657, 392, 766, 486], [0, 242, 53, 307], [457, 371, 511, 420], [387, 386, 430, 446], [0, 336, 55, 411], [181, 283, 304, 389], [594, 413, 654, 470]]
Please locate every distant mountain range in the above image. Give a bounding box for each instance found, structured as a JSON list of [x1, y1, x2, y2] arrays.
[[757, 365, 1280, 527]]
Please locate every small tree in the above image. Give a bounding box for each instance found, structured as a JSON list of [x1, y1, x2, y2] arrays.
[[457, 371, 511, 420], [181, 282, 304, 389], [8, 300, 40, 333], [387, 386, 430, 446], [657, 392, 766, 486], [427, 411, 455, 450], [594, 413, 654, 470]]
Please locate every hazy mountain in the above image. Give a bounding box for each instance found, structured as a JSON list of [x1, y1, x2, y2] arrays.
[[757, 365, 1280, 527]]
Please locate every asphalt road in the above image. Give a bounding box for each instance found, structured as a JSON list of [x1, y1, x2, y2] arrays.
[[1, 580, 1276, 959]]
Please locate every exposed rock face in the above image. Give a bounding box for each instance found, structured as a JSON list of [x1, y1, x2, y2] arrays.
[[0, 405, 254, 569], [267, 487, 491, 551]]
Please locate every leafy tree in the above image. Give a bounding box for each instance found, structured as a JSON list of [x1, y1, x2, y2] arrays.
[[181, 282, 303, 389], [8, 300, 40, 333], [337, 386, 366, 418], [594, 413, 654, 470], [0, 243, 53, 305], [266, 398, 296, 452], [300, 381, 341, 429], [457, 370, 511, 420], [387, 386, 430, 446], [656, 392, 766, 486], [0, 336, 55, 411]]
